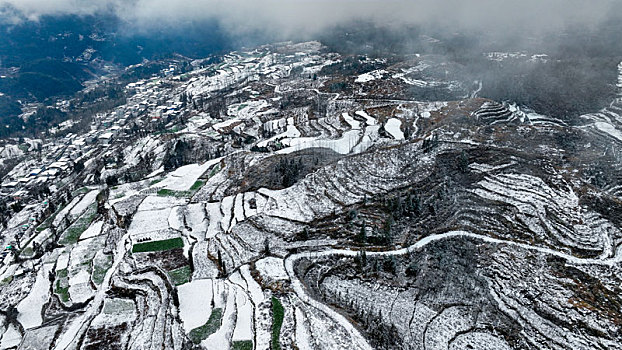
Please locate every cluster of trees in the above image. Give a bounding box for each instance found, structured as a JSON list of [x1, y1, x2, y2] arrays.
[[274, 157, 303, 188]]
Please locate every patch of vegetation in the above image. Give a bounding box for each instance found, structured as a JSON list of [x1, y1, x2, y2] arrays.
[[157, 188, 176, 196], [103, 299, 136, 314], [71, 187, 90, 197], [20, 247, 34, 258], [232, 340, 253, 350], [0, 276, 13, 286], [168, 265, 191, 286], [92, 255, 113, 285], [154, 126, 181, 135], [57, 269, 68, 278], [54, 269, 70, 303], [156, 188, 191, 197], [190, 180, 205, 191], [58, 202, 98, 245], [131, 237, 184, 253], [149, 178, 163, 185], [157, 180, 204, 197], [188, 308, 223, 343], [208, 164, 221, 178], [271, 296, 284, 350]]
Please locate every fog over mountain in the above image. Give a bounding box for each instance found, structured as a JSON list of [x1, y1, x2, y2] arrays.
[[0, 0, 618, 39], [2, 2, 622, 350]]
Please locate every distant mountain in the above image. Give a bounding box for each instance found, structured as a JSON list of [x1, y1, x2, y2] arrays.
[[0, 13, 231, 103]]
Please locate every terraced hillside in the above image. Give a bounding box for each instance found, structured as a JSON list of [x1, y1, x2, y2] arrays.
[[0, 41, 621, 349]]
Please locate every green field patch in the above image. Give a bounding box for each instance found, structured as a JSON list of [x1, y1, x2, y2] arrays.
[[0, 276, 13, 286], [149, 178, 163, 186], [54, 269, 70, 302], [271, 296, 284, 350], [189, 308, 223, 343], [156, 188, 192, 197], [208, 164, 221, 178], [58, 202, 98, 245], [20, 246, 34, 258], [158, 180, 205, 198], [157, 189, 179, 197], [168, 265, 191, 286], [232, 340, 253, 350], [103, 298, 135, 315], [71, 187, 90, 197], [92, 255, 113, 285], [132, 237, 184, 253], [189, 180, 205, 192]]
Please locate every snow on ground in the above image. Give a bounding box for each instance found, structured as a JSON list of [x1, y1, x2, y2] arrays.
[[0, 144, 23, 159], [240, 265, 264, 305], [68, 270, 93, 304], [16, 263, 53, 329], [257, 117, 302, 148], [70, 237, 105, 270], [232, 288, 253, 342], [202, 283, 236, 350], [355, 111, 377, 126], [91, 298, 137, 327], [342, 113, 361, 130], [146, 166, 165, 179], [25, 228, 54, 250], [213, 118, 242, 133], [52, 195, 82, 227], [66, 237, 106, 304], [220, 195, 234, 232], [233, 194, 245, 227], [136, 195, 185, 211], [255, 257, 288, 281], [449, 332, 511, 350], [594, 122, 622, 142], [183, 113, 212, 133], [79, 220, 104, 240], [69, 189, 99, 219], [56, 252, 70, 271], [128, 207, 173, 236], [53, 315, 85, 350], [352, 125, 380, 154], [206, 202, 223, 239], [385, 118, 405, 140], [278, 129, 361, 155], [168, 206, 185, 232], [227, 100, 269, 120], [0, 324, 21, 349], [178, 279, 214, 333], [294, 307, 314, 350], [355, 69, 387, 83], [156, 158, 221, 192], [186, 203, 208, 239]]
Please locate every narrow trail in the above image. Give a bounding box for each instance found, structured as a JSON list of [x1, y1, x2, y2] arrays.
[[284, 230, 622, 350]]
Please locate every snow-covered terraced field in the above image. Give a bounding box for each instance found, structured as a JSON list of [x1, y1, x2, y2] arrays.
[[1, 41, 622, 350]]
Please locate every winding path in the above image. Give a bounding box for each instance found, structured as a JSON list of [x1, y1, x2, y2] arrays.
[[284, 230, 622, 350]]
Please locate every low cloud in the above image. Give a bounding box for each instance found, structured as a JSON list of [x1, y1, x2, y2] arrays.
[[0, 0, 617, 39]]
